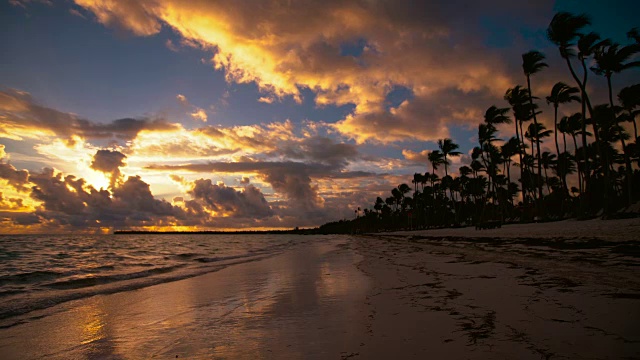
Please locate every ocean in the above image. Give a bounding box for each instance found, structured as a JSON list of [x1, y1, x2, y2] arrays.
[[0, 234, 313, 329]]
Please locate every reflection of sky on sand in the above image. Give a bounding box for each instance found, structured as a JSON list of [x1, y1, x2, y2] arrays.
[[0, 237, 369, 359]]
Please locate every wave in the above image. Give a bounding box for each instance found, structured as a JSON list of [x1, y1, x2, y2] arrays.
[[0, 270, 63, 286], [194, 254, 252, 263], [0, 289, 27, 298], [0, 252, 277, 328], [43, 265, 185, 290]]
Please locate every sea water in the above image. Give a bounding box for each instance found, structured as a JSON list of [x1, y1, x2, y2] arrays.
[[0, 234, 309, 328]]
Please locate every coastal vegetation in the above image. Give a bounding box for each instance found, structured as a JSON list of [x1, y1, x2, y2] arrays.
[[321, 12, 640, 234]]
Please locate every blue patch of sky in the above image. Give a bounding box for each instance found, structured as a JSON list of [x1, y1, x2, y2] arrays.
[[339, 38, 368, 57], [447, 125, 479, 154], [0, 3, 225, 123], [384, 85, 413, 111], [213, 85, 356, 128], [1, 2, 359, 131], [480, 16, 516, 49], [519, 28, 552, 51], [555, 0, 640, 44]]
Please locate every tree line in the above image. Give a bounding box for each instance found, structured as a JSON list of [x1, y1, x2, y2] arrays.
[[319, 12, 639, 234]]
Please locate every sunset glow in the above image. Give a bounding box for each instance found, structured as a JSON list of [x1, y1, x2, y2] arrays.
[[1, 0, 638, 232]]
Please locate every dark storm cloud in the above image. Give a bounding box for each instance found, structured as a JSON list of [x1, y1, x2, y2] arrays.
[[15, 167, 186, 228], [150, 161, 328, 210], [277, 136, 359, 167], [0, 162, 30, 192], [189, 179, 273, 218], [147, 160, 378, 211]]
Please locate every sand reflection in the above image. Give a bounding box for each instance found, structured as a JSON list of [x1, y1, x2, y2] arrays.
[[79, 304, 105, 345]]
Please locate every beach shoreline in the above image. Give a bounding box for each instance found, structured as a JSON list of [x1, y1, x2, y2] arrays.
[[0, 219, 638, 359]]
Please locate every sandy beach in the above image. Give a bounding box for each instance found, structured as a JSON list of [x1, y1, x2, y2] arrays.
[[1, 219, 639, 359]]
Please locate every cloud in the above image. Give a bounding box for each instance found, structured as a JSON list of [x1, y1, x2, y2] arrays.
[[165, 39, 179, 52], [190, 108, 208, 122], [146, 160, 357, 212], [9, 0, 52, 8], [90, 149, 126, 188], [176, 93, 208, 122], [74, 0, 160, 36], [72, 0, 553, 143], [0, 89, 179, 143], [189, 179, 273, 218], [402, 149, 432, 165], [0, 146, 30, 192], [277, 136, 359, 167]]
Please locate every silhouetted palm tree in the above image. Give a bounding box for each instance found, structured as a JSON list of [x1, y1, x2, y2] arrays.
[[547, 82, 580, 160], [557, 116, 570, 154], [547, 13, 602, 213], [592, 42, 640, 110], [523, 50, 548, 201], [501, 137, 520, 193], [628, 27, 640, 44], [592, 43, 639, 206], [547, 12, 591, 86], [505, 85, 536, 203], [540, 151, 557, 194], [438, 138, 462, 177], [428, 150, 444, 176], [618, 84, 640, 140]]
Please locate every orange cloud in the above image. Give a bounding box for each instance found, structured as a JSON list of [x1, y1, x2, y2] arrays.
[[72, 0, 537, 142]]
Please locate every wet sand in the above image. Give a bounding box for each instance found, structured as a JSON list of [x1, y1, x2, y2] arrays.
[[0, 238, 370, 359], [1, 219, 639, 359]]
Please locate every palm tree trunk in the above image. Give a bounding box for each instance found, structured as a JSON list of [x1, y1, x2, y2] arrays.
[[514, 119, 526, 205], [566, 57, 591, 216], [444, 155, 448, 177], [632, 111, 638, 140], [554, 105, 561, 159], [580, 58, 613, 215], [572, 133, 583, 195], [544, 167, 550, 194], [608, 75, 633, 207], [527, 75, 544, 203]]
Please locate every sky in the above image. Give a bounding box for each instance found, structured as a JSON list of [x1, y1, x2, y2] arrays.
[[1, 0, 638, 233]]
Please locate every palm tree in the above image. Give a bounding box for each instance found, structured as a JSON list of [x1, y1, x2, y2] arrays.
[[470, 159, 484, 178], [547, 12, 601, 213], [428, 150, 444, 176], [557, 116, 570, 154], [505, 85, 536, 204], [629, 27, 640, 44], [484, 105, 511, 126], [566, 112, 591, 194], [438, 138, 462, 177], [391, 187, 402, 213], [618, 84, 640, 140], [553, 152, 577, 195], [412, 173, 422, 195], [547, 82, 580, 160], [592, 43, 640, 206], [374, 197, 384, 217], [540, 151, 557, 194], [501, 137, 520, 192], [547, 12, 591, 90], [525, 123, 553, 195], [523, 50, 548, 201], [592, 43, 640, 110]]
